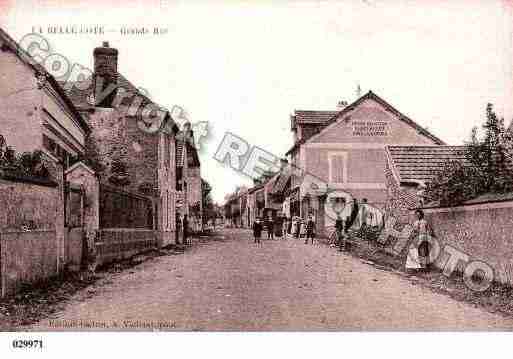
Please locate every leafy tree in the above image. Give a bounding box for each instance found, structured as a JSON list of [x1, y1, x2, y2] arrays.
[[425, 104, 513, 206]]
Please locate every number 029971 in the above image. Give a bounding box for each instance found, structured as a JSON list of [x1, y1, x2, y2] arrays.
[[12, 339, 43, 350]]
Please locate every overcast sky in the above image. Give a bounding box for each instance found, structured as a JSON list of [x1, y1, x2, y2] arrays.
[[1, 0, 512, 203]]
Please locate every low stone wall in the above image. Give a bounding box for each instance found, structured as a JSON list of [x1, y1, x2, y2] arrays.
[[424, 200, 513, 286], [0, 175, 62, 297], [95, 229, 157, 266], [0, 178, 59, 231], [1, 230, 58, 297]]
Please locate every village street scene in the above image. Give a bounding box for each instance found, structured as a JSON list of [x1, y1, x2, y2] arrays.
[[1, 1, 513, 335]]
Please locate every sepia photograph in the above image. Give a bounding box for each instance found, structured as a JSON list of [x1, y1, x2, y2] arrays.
[[0, 0, 513, 356]]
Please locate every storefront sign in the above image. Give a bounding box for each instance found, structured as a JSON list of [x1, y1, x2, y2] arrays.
[[352, 121, 389, 136]]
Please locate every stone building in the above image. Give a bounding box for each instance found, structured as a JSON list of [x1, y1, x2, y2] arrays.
[[175, 123, 202, 231], [247, 183, 262, 225], [61, 41, 179, 246], [284, 91, 445, 236]]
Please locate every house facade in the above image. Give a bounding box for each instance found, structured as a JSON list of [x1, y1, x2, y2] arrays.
[[0, 28, 90, 166], [176, 123, 202, 231], [285, 91, 445, 235], [62, 41, 179, 246]]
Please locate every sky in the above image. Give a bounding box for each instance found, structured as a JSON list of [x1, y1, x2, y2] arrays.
[[1, 0, 512, 203]]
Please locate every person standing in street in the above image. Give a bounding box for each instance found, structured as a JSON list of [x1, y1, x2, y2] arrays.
[[300, 219, 306, 239], [406, 209, 433, 272], [176, 213, 182, 245], [305, 214, 316, 244], [253, 217, 263, 244], [282, 217, 289, 239], [345, 198, 359, 233], [183, 214, 189, 245], [335, 213, 345, 251], [267, 217, 274, 240]]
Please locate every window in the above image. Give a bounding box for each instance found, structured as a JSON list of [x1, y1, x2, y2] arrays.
[[42, 134, 73, 168], [163, 135, 170, 169], [329, 152, 347, 184]]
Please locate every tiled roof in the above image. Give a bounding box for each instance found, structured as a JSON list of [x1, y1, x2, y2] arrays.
[[386, 145, 467, 183], [270, 171, 291, 195], [59, 72, 154, 111], [291, 110, 338, 129], [248, 184, 264, 193]]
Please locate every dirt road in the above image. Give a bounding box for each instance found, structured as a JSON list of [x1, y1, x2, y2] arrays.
[[31, 229, 513, 331]]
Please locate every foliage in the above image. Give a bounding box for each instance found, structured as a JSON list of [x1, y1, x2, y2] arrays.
[[0, 135, 49, 178], [202, 179, 222, 223], [190, 201, 202, 219], [425, 104, 513, 206]]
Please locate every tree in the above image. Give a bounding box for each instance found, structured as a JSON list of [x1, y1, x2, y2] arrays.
[[425, 104, 513, 206], [201, 179, 215, 227]]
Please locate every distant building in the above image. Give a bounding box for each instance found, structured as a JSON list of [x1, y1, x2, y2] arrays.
[[176, 122, 202, 230]]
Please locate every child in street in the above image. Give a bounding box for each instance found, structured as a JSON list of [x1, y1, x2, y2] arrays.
[[253, 217, 263, 244], [305, 215, 316, 244], [300, 219, 307, 239]]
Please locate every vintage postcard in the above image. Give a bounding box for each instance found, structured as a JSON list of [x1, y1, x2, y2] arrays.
[[0, 0, 513, 356]]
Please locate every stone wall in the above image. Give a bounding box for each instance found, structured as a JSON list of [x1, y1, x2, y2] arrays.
[[95, 229, 157, 266], [0, 158, 72, 296], [1, 230, 58, 297], [0, 178, 59, 231], [86, 108, 159, 195], [424, 201, 513, 286]]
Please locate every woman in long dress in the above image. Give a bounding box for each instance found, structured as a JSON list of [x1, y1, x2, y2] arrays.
[[299, 219, 307, 239], [405, 209, 432, 272]]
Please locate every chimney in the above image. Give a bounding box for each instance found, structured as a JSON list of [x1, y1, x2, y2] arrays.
[[93, 41, 118, 107], [336, 100, 348, 111], [280, 158, 288, 171]]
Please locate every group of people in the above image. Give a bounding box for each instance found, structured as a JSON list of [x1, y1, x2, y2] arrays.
[[250, 197, 432, 273], [252, 215, 317, 244]]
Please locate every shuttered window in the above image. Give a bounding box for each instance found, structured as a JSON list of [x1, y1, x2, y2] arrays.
[[329, 153, 346, 183]]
